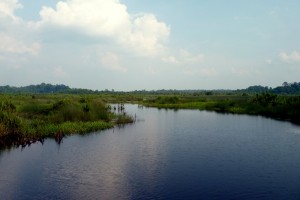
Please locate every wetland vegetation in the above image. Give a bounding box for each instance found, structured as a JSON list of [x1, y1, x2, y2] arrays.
[[1, 82, 300, 149], [142, 93, 300, 124], [0, 94, 133, 149]]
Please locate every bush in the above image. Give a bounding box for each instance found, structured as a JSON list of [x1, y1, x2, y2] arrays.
[[155, 96, 179, 104]]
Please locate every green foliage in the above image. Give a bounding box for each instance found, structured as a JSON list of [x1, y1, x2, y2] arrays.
[[89, 100, 109, 121], [243, 85, 270, 93], [1, 90, 300, 149], [1, 81, 300, 96], [20, 102, 52, 116], [0, 101, 20, 137], [0, 95, 132, 148], [241, 82, 300, 94], [272, 82, 300, 94], [18, 119, 114, 139], [248, 93, 300, 122], [0, 83, 70, 94], [0, 113, 20, 136], [114, 113, 134, 124], [205, 91, 213, 95], [154, 96, 180, 104], [143, 93, 300, 124], [0, 100, 16, 112], [252, 93, 278, 106], [204, 100, 235, 112]]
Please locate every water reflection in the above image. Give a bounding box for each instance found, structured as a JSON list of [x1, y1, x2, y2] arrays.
[[1, 105, 300, 199]]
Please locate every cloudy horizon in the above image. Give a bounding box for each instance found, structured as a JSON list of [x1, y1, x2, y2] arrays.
[[1, 0, 299, 91]]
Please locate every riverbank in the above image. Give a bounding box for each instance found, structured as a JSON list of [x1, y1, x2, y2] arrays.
[[141, 94, 300, 124], [0, 95, 133, 149], [1, 93, 300, 149]]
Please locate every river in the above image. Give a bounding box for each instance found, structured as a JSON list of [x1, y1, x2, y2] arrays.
[[1, 104, 300, 199]]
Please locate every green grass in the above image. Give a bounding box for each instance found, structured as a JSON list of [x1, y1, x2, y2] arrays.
[[142, 93, 300, 124], [1, 92, 299, 149], [20, 120, 114, 138], [0, 94, 133, 148]]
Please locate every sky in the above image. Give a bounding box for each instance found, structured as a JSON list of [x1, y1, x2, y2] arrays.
[[0, 0, 300, 91]]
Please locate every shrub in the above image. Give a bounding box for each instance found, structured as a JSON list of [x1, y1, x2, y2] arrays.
[[155, 96, 179, 104]]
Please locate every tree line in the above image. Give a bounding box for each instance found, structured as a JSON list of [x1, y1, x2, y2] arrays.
[[240, 82, 300, 94], [1, 82, 300, 95]]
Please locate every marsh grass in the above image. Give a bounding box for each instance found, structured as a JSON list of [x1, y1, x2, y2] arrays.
[[1, 93, 299, 149], [143, 94, 300, 124], [0, 95, 133, 148], [114, 113, 135, 124]]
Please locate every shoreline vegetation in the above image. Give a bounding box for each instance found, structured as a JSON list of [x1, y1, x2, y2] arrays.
[[142, 93, 300, 124], [0, 95, 134, 149], [1, 82, 300, 149]]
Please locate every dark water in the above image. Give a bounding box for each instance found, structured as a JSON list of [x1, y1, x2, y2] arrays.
[[1, 105, 300, 200]]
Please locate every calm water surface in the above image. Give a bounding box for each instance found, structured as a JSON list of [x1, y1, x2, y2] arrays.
[[1, 104, 300, 200]]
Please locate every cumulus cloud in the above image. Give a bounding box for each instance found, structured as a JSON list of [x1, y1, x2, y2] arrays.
[[100, 52, 127, 72], [0, 32, 40, 55], [0, 1, 41, 57], [39, 0, 129, 35], [37, 0, 170, 56], [0, 0, 22, 20], [279, 51, 300, 63]]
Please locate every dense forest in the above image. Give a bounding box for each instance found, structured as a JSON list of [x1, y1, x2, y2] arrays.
[[0, 82, 300, 95], [240, 82, 300, 94]]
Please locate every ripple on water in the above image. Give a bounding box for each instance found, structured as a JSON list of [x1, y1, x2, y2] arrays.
[[1, 105, 300, 199]]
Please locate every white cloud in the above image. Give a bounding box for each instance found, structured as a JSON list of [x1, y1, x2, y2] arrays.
[[0, 32, 40, 55], [53, 66, 69, 78], [125, 14, 169, 56], [37, 0, 170, 56], [39, 0, 129, 35], [0, 1, 41, 58], [279, 51, 300, 63], [162, 50, 205, 65], [162, 56, 179, 64], [100, 52, 127, 72], [0, 0, 22, 20], [180, 49, 205, 63]]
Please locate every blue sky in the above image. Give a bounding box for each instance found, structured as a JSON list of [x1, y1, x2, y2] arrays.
[[1, 0, 299, 90]]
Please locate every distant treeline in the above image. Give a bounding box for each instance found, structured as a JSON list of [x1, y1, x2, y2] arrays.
[[240, 82, 300, 94], [0, 83, 97, 94], [0, 82, 300, 95], [0, 83, 70, 94]]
